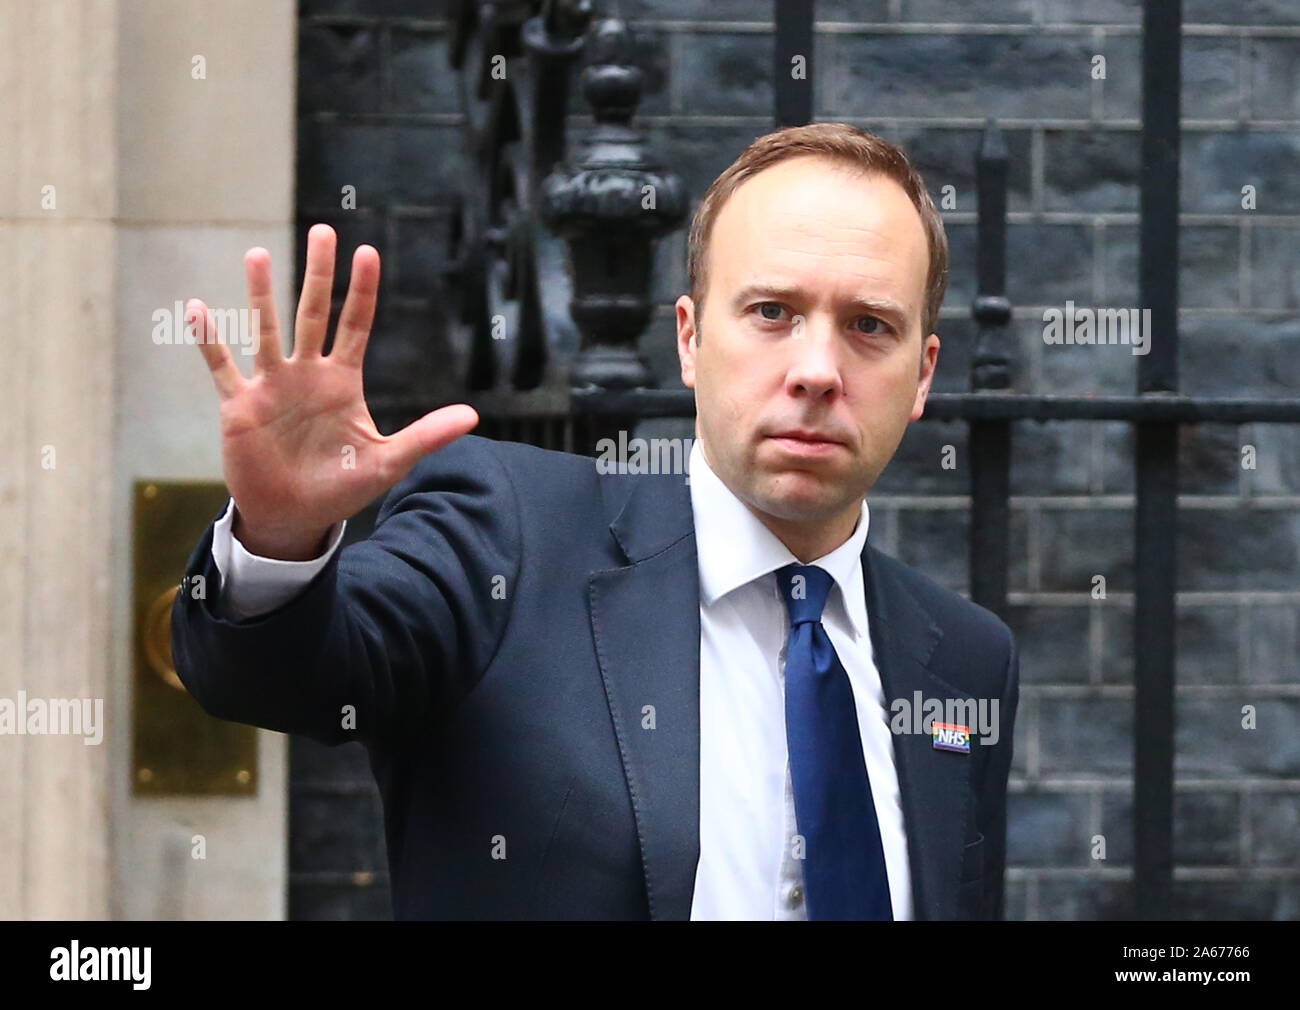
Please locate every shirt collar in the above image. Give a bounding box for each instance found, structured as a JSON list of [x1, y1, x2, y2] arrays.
[[688, 437, 871, 640]]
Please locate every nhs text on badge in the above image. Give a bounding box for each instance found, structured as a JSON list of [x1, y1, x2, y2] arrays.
[[932, 722, 971, 754]]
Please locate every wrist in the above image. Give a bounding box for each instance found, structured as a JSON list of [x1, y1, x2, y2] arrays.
[[231, 507, 332, 561]]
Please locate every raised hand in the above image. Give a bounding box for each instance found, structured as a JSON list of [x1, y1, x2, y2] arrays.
[[187, 223, 478, 560]]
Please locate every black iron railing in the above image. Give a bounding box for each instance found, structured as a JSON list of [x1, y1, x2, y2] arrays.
[[449, 0, 1300, 920]]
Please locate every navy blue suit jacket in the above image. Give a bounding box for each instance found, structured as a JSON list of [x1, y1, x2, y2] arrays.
[[172, 434, 1020, 920]]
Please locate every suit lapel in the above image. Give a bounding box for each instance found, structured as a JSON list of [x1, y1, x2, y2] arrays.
[[589, 473, 701, 921], [588, 473, 974, 922], [861, 542, 974, 921]]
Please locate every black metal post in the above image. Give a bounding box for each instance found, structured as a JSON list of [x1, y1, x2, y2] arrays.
[[1134, 0, 1181, 921], [774, 0, 814, 127], [969, 120, 1014, 620]]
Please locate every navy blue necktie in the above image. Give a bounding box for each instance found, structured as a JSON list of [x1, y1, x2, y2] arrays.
[[777, 563, 893, 920]]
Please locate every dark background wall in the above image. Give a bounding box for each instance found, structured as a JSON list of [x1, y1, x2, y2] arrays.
[[291, 0, 1300, 919]]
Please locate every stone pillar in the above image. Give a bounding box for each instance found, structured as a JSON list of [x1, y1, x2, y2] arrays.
[[0, 0, 297, 919]]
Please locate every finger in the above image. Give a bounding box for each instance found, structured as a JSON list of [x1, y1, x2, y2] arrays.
[[382, 404, 479, 480], [293, 223, 337, 359], [244, 247, 285, 373], [331, 244, 380, 368], [186, 298, 244, 399]]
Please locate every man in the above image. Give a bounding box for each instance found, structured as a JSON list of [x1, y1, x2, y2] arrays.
[[173, 122, 1020, 920]]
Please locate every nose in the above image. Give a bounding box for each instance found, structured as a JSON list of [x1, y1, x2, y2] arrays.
[[784, 319, 843, 401]]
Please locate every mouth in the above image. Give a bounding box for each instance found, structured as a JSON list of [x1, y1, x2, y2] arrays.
[[766, 430, 845, 457]]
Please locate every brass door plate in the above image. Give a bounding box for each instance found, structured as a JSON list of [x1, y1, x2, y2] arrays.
[[133, 480, 257, 795]]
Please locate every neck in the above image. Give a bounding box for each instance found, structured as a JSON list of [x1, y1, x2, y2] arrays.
[[749, 502, 861, 564]]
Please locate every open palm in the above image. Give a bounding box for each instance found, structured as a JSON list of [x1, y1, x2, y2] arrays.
[[187, 224, 478, 559]]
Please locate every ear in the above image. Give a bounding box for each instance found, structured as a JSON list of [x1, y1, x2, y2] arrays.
[[676, 294, 699, 389], [909, 333, 941, 422]]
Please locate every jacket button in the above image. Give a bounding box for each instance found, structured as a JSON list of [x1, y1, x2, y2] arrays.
[[788, 885, 803, 907]]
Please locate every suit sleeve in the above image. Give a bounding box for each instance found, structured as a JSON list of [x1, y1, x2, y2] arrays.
[[170, 436, 522, 749], [981, 627, 1020, 920]]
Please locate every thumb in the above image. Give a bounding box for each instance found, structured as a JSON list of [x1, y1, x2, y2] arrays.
[[383, 404, 480, 478]]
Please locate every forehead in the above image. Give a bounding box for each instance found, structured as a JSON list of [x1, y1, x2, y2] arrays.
[[708, 156, 929, 320]]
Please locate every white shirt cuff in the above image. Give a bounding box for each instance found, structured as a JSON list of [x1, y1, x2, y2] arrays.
[[210, 498, 346, 621]]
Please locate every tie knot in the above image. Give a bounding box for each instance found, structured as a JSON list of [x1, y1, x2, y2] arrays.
[[776, 563, 833, 627]]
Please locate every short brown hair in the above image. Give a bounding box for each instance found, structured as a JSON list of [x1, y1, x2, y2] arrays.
[[686, 122, 949, 338]]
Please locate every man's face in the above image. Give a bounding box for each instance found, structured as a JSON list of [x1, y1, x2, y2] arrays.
[[676, 156, 939, 533]]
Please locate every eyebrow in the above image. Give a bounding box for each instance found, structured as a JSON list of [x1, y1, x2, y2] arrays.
[[729, 284, 912, 326]]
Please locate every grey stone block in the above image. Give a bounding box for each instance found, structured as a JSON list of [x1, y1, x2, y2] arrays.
[[1249, 226, 1300, 310], [900, 0, 1035, 23], [391, 27, 461, 116], [1098, 421, 1134, 493], [394, 211, 455, 298], [893, 126, 1034, 214], [391, 124, 473, 205], [1181, 314, 1300, 399], [1101, 223, 1238, 310], [1176, 604, 1243, 685], [1245, 423, 1300, 494], [1249, 39, 1300, 121], [1039, 0, 1142, 24], [1101, 788, 1241, 866], [1182, 130, 1300, 214], [640, 313, 685, 390], [299, 119, 395, 212], [1173, 880, 1291, 920], [1007, 224, 1093, 307], [1098, 603, 1134, 684], [1183, 36, 1243, 121], [1177, 508, 1300, 592], [1007, 789, 1093, 866], [677, 31, 774, 116], [653, 226, 688, 307], [895, 507, 970, 592], [1035, 876, 1134, 919], [299, 23, 382, 114], [873, 419, 969, 494], [1038, 317, 1139, 397], [1100, 223, 1138, 306], [1010, 421, 1093, 495], [1044, 129, 1140, 213], [1180, 226, 1241, 308], [940, 222, 977, 311], [823, 33, 1097, 120], [817, 0, 893, 20], [1038, 507, 1135, 594], [1006, 605, 1092, 684], [1098, 35, 1142, 121], [1247, 791, 1300, 867], [1179, 422, 1246, 494], [1186, 0, 1300, 24], [1038, 696, 1134, 777], [927, 314, 978, 395], [1177, 696, 1300, 777], [1008, 506, 1030, 593], [640, 121, 772, 213], [363, 302, 454, 399], [1246, 605, 1300, 685], [1003, 878, 1029, 920]]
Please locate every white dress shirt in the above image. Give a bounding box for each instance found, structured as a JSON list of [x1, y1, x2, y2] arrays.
[[209, 438, 912, 920]]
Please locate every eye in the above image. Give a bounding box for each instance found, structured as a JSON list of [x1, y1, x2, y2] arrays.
[[756, 301, 785, 321], [855, 315, 887, 335]]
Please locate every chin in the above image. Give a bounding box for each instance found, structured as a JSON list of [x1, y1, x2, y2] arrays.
[[750, 479, 841, 522]]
